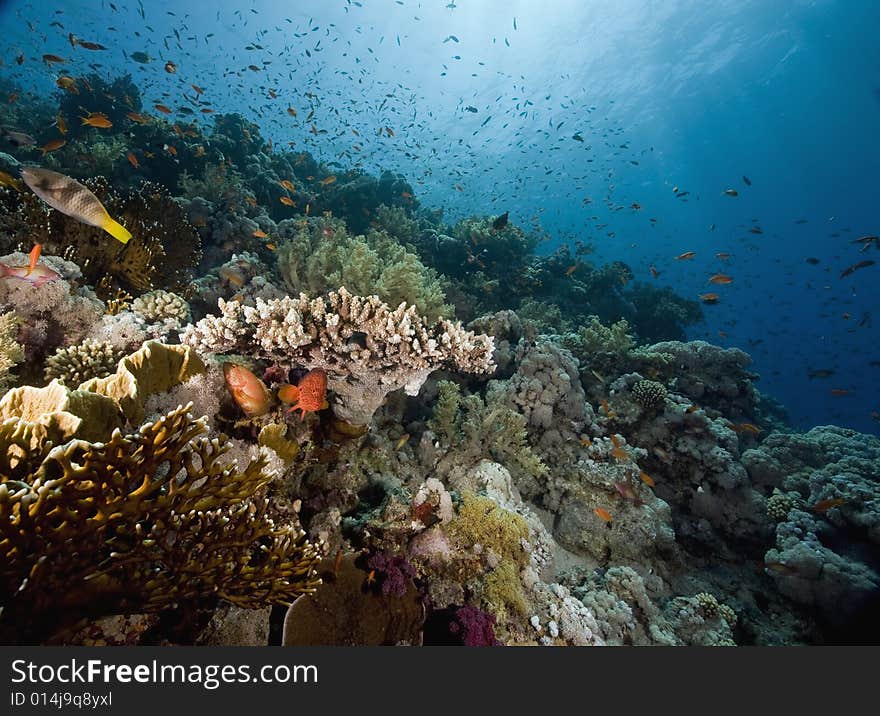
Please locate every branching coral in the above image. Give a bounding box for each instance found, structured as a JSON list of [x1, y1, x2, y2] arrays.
[[180, 288, 494, 426], [44, 339, 123, 386], [425, 380, 548, 485], [0, 402, 322, 643]]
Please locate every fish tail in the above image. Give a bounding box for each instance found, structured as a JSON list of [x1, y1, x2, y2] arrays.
[[102, 217, 132, 244]]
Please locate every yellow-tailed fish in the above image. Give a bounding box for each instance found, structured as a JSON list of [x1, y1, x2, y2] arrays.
[[20, 167, 131, 244]]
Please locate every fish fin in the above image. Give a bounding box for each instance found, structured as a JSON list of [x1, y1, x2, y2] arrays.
[[102, 217, 132, 244]]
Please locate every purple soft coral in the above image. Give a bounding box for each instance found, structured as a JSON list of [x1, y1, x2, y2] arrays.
[[365, 551, 417, 599], [448, 605, 502, 647]]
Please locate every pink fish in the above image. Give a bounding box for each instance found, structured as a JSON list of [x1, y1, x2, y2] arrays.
[[614, 480, 643, 507], [0, 261, 61, 287]]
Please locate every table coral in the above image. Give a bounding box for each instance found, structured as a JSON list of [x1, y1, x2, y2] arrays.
[[181, 287, 495, 426]]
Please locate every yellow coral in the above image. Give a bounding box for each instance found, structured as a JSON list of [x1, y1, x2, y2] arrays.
[[0, 402, 322, 643]]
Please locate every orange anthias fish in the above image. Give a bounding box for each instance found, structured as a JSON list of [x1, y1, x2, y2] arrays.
[[40, 138, 66, 154], [126, 152, 139, 168], [81, 112, 112, 128], [675, 251, 696, 260], [279, 196, 295, 207], [593, 507, 613, 523], [609, 434, 629, 461], [707, 273, 733, 284], [808, 497, 846, 514], [25, 243, 41, 276], [699, 293, 720, 304], [126, 111, 150, 124], [278, 368, 329, 421], [223, 363, 270, 417]]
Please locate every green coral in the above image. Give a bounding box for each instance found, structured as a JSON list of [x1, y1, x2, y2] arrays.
[[0, 311, 23, 392], [427, 380, 462, 445], [179, 162, 244, 204], [447, 493, 529, 564], [430, 381, 547, 483], [372, 204, 420, 245], [447, 492, 531, 619], [276, 216, 452, 321]]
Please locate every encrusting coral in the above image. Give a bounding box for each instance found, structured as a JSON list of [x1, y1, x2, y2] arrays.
[[0, 401, 322, 643], [181, 287, 495, 426]]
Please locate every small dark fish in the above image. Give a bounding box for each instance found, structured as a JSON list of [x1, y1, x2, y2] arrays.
[[805, 257, 820, 265], [851, 235, 878, 252], [129, 51, 151, 63], [572, 132, 584, 142], [742, 175, 752, 186], [492, 211, 509, 230], [464, 105, 478, 113], [840, 259, 875, 278], [807, 369, 835, 379]]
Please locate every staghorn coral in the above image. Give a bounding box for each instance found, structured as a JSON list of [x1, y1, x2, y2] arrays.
[[0, 178, 201, 298], [181, 288, 495, 426], [44, 339, 123, 386], [0, 310, 23, 391], [275, 216, 451, 322], [0, 402, 322, 643]]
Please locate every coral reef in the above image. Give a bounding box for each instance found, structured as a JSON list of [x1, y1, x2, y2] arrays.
[[275, 216, 451, 322], [0, 179, 201, 298], [44, 339, 123, 385], [0, 398, 321, 643], [0, 310, 23, 391], [742, 426, 880, 640], [181, 288, 495, 426]]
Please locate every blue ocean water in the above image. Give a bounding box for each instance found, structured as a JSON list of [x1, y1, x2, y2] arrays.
[[1, 0, 878, 433]]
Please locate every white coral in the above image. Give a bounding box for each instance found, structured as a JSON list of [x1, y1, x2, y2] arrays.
[[181, 287, 495, 426]]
